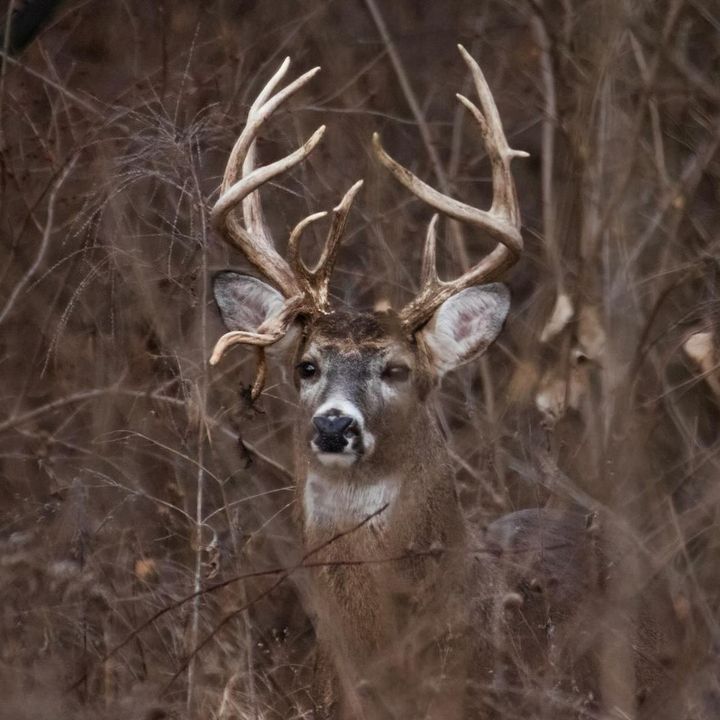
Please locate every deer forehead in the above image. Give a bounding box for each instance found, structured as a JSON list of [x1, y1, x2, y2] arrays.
[[301, 338, 412, 364], [300, 309, 413, 355]]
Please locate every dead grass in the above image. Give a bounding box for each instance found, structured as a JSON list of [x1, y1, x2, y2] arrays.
[[0, 0, 718, 718]]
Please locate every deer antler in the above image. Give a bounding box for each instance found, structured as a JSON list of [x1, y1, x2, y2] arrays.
[[372, 44, 528, 332], [210, 58, 362, 398], [287, 179, 364, 313]]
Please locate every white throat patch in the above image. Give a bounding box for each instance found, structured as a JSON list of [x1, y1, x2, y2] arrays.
[[303, 472, 398, 530]]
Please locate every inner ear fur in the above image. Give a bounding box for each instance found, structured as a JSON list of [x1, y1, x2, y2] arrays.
[[418, 283, 510, 376]]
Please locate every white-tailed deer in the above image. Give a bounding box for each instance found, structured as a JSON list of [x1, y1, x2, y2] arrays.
[[210, 50, 693, 719]]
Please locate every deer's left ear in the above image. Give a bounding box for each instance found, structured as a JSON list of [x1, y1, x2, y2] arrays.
[[418, 284, 510, 376]]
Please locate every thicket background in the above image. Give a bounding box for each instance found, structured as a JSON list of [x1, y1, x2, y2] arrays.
[[0, 0, 718, 718]]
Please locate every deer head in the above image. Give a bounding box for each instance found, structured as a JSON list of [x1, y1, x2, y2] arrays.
[[211, 47, 526, 473]]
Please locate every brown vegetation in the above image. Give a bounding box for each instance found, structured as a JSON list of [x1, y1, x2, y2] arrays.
[[0, 1, 719, 718]]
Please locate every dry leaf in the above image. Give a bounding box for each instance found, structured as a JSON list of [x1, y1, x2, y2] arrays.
[[535, 367, 588, 421], [683, 331, 720, 398], [672, 194, 686, 210], [578, 305, 606, 361], [135, 558, 158, 581], [508, 359, 540, 403], [540, 293, 574, 343], [683, 332, 714, 369]]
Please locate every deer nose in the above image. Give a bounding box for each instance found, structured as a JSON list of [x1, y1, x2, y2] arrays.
[[313, 414, 354, 437], [312, 413, 356, 452]]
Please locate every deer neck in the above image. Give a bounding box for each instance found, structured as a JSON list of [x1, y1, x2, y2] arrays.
[[293, 405, 469, 672]]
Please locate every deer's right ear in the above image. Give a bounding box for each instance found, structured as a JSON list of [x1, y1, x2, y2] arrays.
[[213, 271, 285, 331]]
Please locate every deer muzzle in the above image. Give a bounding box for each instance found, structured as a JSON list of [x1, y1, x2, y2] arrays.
[[310, 400, 373, 466]]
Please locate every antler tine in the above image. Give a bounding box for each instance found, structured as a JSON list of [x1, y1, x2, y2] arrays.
[[239, 63, 321, 256], [456, 44, 528, 225], [372, 45, 528, 331], [285, 180, 364, 312], [421, 214, 440, 288], [311, 179, 364, 310], [209, 294, 306, 366], [221, 60, 320, 197], [210, 293, 299, 401], [212, 59, 325, 294], [287, 210, 329, 282]]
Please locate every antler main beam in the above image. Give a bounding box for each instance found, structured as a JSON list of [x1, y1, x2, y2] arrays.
[[373, 44, 528, 332]]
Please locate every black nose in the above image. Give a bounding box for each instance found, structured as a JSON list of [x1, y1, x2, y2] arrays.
[[313, 414, 354, 436], [312, 414, 356, 453]]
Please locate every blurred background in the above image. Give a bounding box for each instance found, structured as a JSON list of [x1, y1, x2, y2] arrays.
[[0, 0, 718, 717]]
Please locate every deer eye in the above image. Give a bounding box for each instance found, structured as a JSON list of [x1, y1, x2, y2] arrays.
[[382, 364, 410, 382], [296, 361, 318, 380]]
